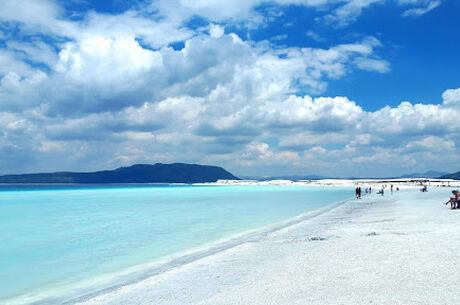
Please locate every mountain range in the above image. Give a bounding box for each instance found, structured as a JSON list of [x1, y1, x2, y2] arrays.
[[244, 170, 452, 181], [439, 171, 460, 180], [0, 163, 239, 184], [0, 164, 458, 183], [395, 170, 448, 179]]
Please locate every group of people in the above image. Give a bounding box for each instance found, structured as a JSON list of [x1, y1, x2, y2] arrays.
[[354, 184, 459, 210], [445, 190, 460, 209], [355, 186, 373, 199], [355, 184, 403, 198], [376, 184, 398, 196]]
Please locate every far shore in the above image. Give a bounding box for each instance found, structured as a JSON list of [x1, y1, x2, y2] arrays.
[[197, 177, 460, 188]]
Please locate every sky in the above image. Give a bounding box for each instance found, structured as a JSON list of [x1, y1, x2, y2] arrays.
[[0, 0, 459, 178]]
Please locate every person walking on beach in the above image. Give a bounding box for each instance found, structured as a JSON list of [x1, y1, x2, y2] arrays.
[[355, 187, 359, 199], [390, 184, 393, 193], [358, 187, 361, 199]]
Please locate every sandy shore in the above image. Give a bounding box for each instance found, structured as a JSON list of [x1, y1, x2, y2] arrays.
[[75, 186, 460, 305], [200, 178, 460, 188]]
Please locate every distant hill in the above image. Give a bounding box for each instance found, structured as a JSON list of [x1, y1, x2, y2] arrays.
[[396, 170, 448, 179], [439, 171, 460, 180], [242, 170, 450, 181], [0, 163, 239, 184]]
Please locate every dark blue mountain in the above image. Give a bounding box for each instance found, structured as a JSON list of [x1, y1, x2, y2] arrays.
[[439, 171, 460, 180], [397, 170, 448, 179], [0, 163, 239, 183]]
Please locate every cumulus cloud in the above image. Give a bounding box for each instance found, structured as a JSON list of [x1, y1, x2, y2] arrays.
[[405, 136, 455, 152], [0, 0, 453, 176], [0, 27, 388, 115], [442, 87, 460, 107]]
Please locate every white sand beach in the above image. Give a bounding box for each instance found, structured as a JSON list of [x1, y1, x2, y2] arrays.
[[204, 178, 460, 188], [75, 186, 460, 305]]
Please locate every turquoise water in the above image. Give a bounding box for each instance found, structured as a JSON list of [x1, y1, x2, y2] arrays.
[[0, 185, 351, 304]]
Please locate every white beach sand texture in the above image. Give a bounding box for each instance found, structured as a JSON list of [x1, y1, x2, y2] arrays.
[[75, 187, 460, 305]]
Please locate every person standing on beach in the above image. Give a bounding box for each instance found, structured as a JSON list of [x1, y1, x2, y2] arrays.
[[391, 184, 393, 193], [358, 187, 361, 199], [355, 187, 359, 199], [445, 190, 460, 209]]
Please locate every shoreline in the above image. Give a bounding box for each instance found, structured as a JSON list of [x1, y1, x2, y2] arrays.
[[66, 194, 355, 305], [73, 186, 460, 305], [4, 185, 353, 305]]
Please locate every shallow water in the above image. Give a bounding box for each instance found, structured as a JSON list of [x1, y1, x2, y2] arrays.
[[0, 184, 351, 304]]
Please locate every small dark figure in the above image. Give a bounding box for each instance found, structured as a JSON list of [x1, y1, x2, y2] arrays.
[[445, 190, 460, 209], [358, 187, 361, 199]]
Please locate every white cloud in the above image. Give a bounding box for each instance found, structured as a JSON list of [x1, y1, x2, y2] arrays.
[[263, 95, 364, 130], [0, 0, 78, 37], [270, 34, 288, 41], [405, 136, 455, 152], [354, 57, 390, 73], [209, 24, 225, 38], [0, 0, 60, 27], [322, 0, 384, 27], [279, 132, 350, 150], [80, 10, 193, 49], [0, 50, 35, 77], [7, 40, 59, 67], [1, 83, 460, 176], [399, 0, 442, 17], [442, 87, 460, 107], [349, 134, 383, 146], [240, 141, 300, 166], [0, 0, 453, 176], [154, 0, 341, 24], [0, 28, 388, 115], [306, 30, 322, 41]]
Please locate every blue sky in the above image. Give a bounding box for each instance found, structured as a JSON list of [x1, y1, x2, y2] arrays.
[[0, 0, 459, 177]]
